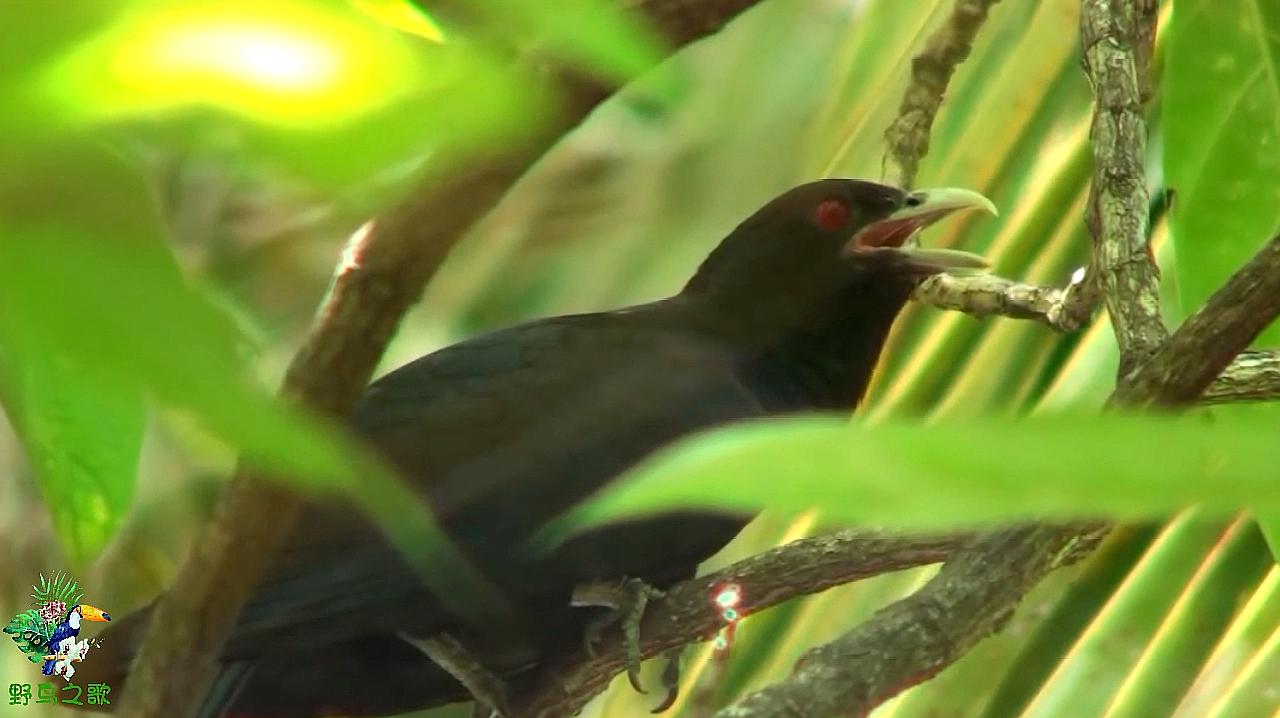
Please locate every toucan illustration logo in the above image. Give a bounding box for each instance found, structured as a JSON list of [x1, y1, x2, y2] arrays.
[[4, 572, 110, 682]]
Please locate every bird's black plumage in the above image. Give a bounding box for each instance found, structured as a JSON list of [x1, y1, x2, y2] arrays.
[[86, 179, 990, 717]]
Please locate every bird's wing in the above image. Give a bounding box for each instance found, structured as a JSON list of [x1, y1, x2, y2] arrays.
[[221, 311, 764, 657], [4, 610, 54, 662]]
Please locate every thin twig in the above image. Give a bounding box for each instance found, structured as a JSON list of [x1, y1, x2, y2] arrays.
[[914, 278, 1280, 403], [913, 271, 1094, 331], [882, 0, 1005, 189], [118, 3, 767, 716]]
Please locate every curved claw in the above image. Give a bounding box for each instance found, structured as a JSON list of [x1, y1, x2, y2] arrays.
[[649, 648, 683, 713]]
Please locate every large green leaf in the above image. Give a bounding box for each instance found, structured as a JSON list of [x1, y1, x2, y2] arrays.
[[0, 139, 505, 618], [552, 413, 1280, 537], [459, 0, 663, 83], [0, 349, 143, 566], [1165, 0, 1280, 342]]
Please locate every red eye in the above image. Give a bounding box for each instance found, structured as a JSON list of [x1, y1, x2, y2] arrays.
[[815, 199, 848, 231]]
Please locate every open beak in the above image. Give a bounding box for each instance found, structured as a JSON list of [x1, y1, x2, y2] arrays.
[[78, 604, 110, 622], [847, 187, 996, 275]]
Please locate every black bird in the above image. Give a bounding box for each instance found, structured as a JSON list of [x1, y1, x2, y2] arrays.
[[84, 179, 992, 717]]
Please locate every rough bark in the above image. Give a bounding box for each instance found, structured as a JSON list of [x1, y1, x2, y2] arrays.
[[882, 0, 1005, 189], [507, 531, 968, 718]]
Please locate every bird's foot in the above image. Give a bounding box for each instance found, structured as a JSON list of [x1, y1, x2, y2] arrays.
[[399, 631, 511, 718], [571, 577, 665, 694]]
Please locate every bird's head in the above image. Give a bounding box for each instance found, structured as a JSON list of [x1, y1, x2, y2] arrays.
[[683, 179, 994, 336], [70, 604, 111, 623]]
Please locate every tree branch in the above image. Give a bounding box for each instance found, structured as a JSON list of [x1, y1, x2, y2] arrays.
[[712, 523, 1106, 718], [913, 275, 1280, 403], [507, 531, 968, 718], [1203, 351, 1280, 405], [1114, 234, 1280, 408], [882, 0, 1005, 189], [912, 270, 1095, 332], [1080, 0, 1167, 372], [118, 3, 766, 716]]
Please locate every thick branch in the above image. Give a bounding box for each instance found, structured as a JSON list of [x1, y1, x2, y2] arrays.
[[508, 531, 967, 718], [882, 0, 1005, 188], [1114, 235, 1280, 407], [119, 3, 765, 716], [713, 524, 1105, 718], [1081, 0, 1167, 372], [1203, 351, 1280, 405]]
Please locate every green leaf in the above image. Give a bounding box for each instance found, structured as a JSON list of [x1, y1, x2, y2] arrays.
[[0, 138, 507, 619], [1165, 0, 1280, 343], [549, 414, 1280, 539], [0, 348, 143, 566], [462, 0, 663, 83]]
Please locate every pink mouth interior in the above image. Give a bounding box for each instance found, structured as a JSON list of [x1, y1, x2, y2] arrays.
[[850, 209, 951, 249]]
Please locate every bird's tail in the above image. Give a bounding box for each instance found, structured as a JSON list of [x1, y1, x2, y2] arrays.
[[194, 660, 255, 718], [41, 659, 55, 675]]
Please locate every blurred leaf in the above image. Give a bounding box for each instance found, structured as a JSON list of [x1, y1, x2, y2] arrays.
[[1017, 513, 1227, 717], [0, 140, 349, 488], [1164, 0, 1280, 342], [457, 0, 663, 83], [0, 350, 143, 566], [1101, 518, 1269, 718], [1255, 512, 1280, 562], [553, 414, 1280, 538], [0, 0, 113, 136], [0, 138, 506, 618], [979, 525, 1161, 718], [24, 0, 547, 192], [351, 0, 445, 42], [1174, 567, 1280, 716]]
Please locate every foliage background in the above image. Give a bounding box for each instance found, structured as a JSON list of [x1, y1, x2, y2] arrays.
[[0, 0, 1277, 716]]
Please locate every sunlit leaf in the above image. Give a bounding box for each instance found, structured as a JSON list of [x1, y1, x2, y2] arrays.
[[0, 349, 143, 566], [459, 0, 663, 83], [1017, 514, 1227, 717], [552, 414, 1280, 538], [351, 0, 445, 43], [44, 0, 422, 126], [1165, 0, 1280, 342], [22, 0, 545, 191]]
